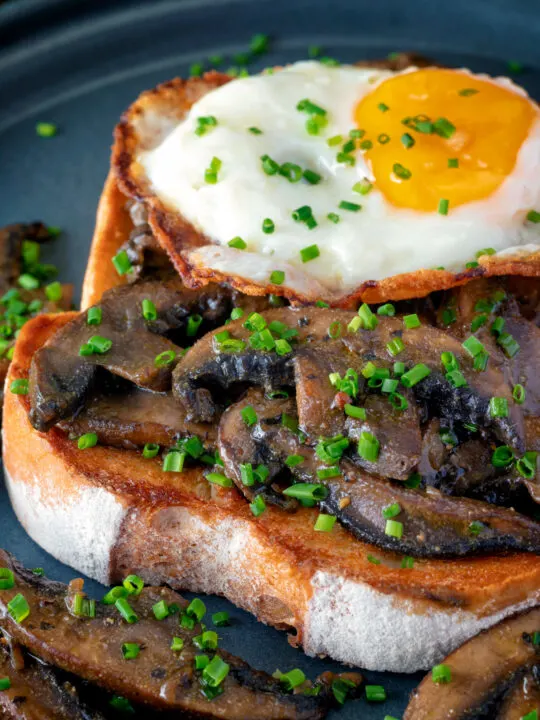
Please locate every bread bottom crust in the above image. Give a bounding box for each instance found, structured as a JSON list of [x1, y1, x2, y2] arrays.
[[4, 313, 540, 673]]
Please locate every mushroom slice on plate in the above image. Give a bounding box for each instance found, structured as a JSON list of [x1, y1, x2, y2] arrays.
[[404, 605, 540, 719]]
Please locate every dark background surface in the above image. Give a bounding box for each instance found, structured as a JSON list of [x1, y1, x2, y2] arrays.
[[0, 0, 539, 716]]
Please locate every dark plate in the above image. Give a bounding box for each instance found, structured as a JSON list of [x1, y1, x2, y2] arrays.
[[0, 0, 539, 716]]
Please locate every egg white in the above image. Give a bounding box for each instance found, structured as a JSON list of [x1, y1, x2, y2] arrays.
[[139, 61, 540, 296]]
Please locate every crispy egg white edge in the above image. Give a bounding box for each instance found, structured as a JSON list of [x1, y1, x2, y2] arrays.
[[139, 62, 540, 294]]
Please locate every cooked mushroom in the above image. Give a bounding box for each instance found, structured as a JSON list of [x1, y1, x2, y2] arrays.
[[61, 380, 216, 451], [404, 605, 540, 719], [0, 550, 331, 719], [0, 636, 105, 720], [496, 668, 540, 719], [322, 460, 540, 557]]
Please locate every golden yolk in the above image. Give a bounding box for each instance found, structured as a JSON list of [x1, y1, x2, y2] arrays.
[[354, 68, 538, 211]]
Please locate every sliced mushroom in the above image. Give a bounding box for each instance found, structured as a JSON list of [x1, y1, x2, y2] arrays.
[[404, 606, 540, 720], [0, 550, 330, 719], [29, 278, 237, 431], [346, 393, 421, 481], [496, 668, 540, 720], [219, 388, 299, 509], [61, 381, 216, 451], [0, 637, 105, 720], [321, 461, 540, 556], [173, 308, 356, 422]]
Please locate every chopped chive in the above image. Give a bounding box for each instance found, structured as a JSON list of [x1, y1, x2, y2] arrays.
[[171, 636, 184, 651], [296, 99, 327, 116], [303, 169, 322, 185], [338, 201, 362, 212], [327, 212, 340, 224], [471, 314, 488, 332], [489, 397, 509, 418], [212, 611, 230, 627], [401, 132, 415, 149], [389, 392, 408, 410], [527, 210, 540, 224], [10, 378, 29, 395], [77, 432, 98, 450], [300, 244, 320, 262], [152, 600, 170, 621], [400, 363, 431, 387], [393, 163, 411, 180], [507, 60, 524, 74], [446, 369, 467, 388], [327, 134, 343, 147], [492, 445, 515, 468], [344, 404, 366, 419], [377, 303, 395, 317], [123, 575, 144, 595], [250, 33, 269, 54], [308, 45, 321, 58], [122, 642, 141, 660], [36, 122, 57, 137], [314, 514, 337, 532], [0, 568, 15, 590], [269, 270, 285, 285], [241, 405, 257, 426], [18, 274, 39, 290], [206, 472, 233, 488], [228, 236, 247, 250], [381, 378, 399, 393], [377, 133, 390, 144], [385, 519, 403, 539], [154, 349, 176, 367], [448, 157, 459, 168], [0, 678, 11, 691], [115, 597, 138, 624], [438, 198, 450, 215], [112, 250, 132, 276], [163, 451, 185, 473], [186, 597, 206, 621], [279, 162, 303, 183], [497, 332, 520, 358], [403, 313, 421, 329], [354, 181, 373, 198], [7, 594, 30, 623], [293, 206, 317, 229], [378, 102, 390, 112], [517, 452, 537, 480], [382, 502, 401, 519], [458, 87, 479, 96], [262, 218, 275, 235], [393, 361, 405, 376], [365, 685, 386, 702], [250, 495, 266, 516], [87, 306, 102, 325], [283, 483, 328, 501], [462, 335, 486, 357], [513, 384, 526, 404], [187, 314, 203, 337], [401, 556, 414, 569], [316, 466, 341, 480], [190, 62, 203, 77], [358, 303, 378, 330], [432, 664, 452, 684], [386, 337, 405, 357], [358, 431, 379, 462], [473, 350, 489, 372]]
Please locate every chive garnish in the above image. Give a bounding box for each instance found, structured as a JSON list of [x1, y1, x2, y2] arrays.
[[36, 122, 57, 138], [314, 514, 337, 532], [300, 244, 320, 262], [112, 250, 132, 276], [228, 236, 247, 250], [393, 163, 411, 180]]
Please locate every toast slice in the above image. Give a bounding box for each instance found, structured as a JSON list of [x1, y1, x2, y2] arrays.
[[4, 173, 540, 672]]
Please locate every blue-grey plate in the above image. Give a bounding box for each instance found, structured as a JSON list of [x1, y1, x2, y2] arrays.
[[1, 0, 539, 716]]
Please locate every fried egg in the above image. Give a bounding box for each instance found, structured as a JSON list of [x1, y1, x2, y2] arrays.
[[124, 61, 540, 303]]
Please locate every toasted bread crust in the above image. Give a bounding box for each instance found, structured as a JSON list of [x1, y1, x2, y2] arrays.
[[113, 72, 540, 307], [4, 312, 540, 671]]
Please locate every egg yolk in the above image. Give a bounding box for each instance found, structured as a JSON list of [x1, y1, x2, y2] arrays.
[[354, 68, 537, 212]]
